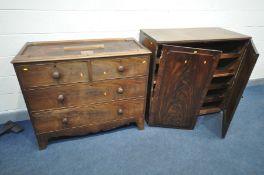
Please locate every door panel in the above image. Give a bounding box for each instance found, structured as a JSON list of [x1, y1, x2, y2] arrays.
[[150, 45, 221, 129], [222, 40, 259, 137]]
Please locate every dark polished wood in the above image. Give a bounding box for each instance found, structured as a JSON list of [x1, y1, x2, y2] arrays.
[[222, 40, 259, 137], [140, 28, 259, 137], [12, 38, 151, 149], [150, 45, 220, 129]]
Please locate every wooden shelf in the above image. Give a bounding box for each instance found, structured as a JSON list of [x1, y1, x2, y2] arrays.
[[213, 72, 235, 78], [208, 82, 229, 90], [199, 107, 222, 115], [204, 94, 225, 103], [220, 53, 240, 59]]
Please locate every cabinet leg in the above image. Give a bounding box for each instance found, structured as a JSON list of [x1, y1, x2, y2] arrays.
[[136, 117, 145, 130], [222, 110, 229, 138], [37, 135, 48, 150]]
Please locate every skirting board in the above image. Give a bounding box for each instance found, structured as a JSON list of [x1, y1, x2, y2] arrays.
[[0, 78, 263, 124]]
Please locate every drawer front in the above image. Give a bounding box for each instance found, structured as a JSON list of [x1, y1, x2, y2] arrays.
[[25, 77, 147, 111], [92, 56, 149, 80], [16, 61, 89, 88], [32, 99, 145, 134]]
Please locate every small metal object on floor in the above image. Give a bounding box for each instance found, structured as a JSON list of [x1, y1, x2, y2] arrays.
[[0, 121, 24, 136]]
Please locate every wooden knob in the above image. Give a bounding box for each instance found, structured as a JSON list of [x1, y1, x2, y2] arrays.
[[117, 108, 123, 115], [62, 117, 68, 124], [117, 65, 125, 72], [52, 71, 60, 79], [57, 94, 64, 102], [117, 87, 124, 94]]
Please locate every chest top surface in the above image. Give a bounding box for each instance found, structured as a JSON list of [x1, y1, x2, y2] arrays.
[[140, 27, 251, 44], [12, 38, 151, 64]]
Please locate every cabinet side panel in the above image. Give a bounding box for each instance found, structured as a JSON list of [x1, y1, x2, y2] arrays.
[[139, 32, 157, 123]]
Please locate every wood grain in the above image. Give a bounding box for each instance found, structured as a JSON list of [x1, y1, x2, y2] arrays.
[[150, 45, 220, 129], [12, 38, 151, 64], [140, 28, 250, 44]]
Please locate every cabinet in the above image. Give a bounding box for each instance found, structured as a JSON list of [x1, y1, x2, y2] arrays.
[[12, 38, 151, 149], [140, 28, 259, 137]]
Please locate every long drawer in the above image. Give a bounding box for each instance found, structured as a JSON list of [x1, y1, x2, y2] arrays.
[[24, 77, 147, 112], [32, 98, 145, 134]]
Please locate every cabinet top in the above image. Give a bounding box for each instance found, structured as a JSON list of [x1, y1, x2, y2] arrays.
[[12, 38, 151, 64], [140, 27, 251, 44]]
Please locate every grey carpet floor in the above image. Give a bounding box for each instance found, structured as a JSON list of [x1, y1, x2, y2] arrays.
[[0, 84, 263, 175]]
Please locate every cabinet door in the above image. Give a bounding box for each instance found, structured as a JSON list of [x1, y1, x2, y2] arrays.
[[150, 45, 221, 129], [222, 40, 259, 137]]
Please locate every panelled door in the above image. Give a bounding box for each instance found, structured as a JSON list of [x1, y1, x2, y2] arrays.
[[150, 45, 221, 129]]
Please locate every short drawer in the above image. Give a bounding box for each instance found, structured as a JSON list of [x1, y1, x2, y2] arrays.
[[15, 61, 89, 88], [32, 98, 145, 134], [25, 77, 147, 112], [92, 56, 149, 81]]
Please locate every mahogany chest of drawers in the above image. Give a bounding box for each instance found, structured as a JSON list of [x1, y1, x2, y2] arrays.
[[140, 28, 259, 137], [12, 38, 151, 149]]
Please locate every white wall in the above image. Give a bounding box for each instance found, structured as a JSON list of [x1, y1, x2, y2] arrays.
[[0, 0, 264, 122]]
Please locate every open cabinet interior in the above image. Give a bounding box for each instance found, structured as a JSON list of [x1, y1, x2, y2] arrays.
[[152, 40, 248, 116]]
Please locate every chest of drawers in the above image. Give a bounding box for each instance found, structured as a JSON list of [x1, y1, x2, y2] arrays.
[[12, 38, 151, 149]]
